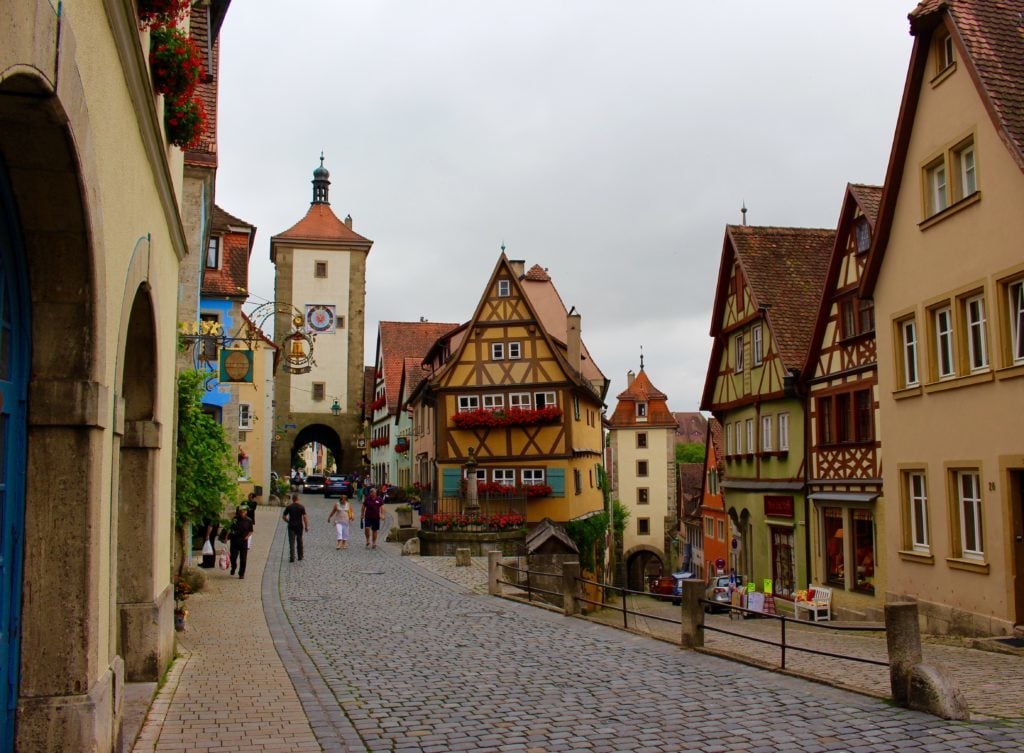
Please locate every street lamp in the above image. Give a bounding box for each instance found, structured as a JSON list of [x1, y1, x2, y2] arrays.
[[330, 399, 341, 416]]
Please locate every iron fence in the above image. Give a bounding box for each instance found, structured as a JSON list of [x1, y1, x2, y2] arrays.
[[418, 494, 527, 531]]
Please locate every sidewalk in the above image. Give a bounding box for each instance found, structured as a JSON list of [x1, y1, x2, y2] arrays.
[[131, 518, 321, 753]]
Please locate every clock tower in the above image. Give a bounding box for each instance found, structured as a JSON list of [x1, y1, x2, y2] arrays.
[[270, 158, 373, 477]]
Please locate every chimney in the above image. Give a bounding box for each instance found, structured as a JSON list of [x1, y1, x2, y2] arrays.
[[344, 214, 353, 229], [567, 311, 582, 374], [508, 259, 525, 278], [626, 370, 635, 388]]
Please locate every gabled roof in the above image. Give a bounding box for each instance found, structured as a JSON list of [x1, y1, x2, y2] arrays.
[[377, 321, 460, 416], [362, 365, 376, 421], [802, 183, 883, 377], [673, 412, 708, 445], [864, 0, 1024, 293], [398, 356, 430, 414], [203, 204, 255, 298], [608, 368, 677, 428], [270, 204, 372, 260], [701, 225, 834, 411]]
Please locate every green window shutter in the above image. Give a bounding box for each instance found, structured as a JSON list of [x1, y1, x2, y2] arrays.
[[548, 467, 565, 497], [442, 467, 462, 496]]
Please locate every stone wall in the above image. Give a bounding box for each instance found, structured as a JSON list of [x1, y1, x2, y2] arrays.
[[418, 529, 526, 557]]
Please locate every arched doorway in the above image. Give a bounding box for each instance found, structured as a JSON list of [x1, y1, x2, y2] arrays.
[[0, 147, 31, 753], [625, 547, 665, 592], [292, 423, 343, 476]]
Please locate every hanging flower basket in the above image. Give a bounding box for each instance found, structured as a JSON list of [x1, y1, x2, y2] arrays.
[[149, 25, 203, 98], [138, 0, 192, 29], [369, 396, 386, 412], [369, 436, 389, 448], [452, 406, 562, 430], [164, 95, 206, 150]]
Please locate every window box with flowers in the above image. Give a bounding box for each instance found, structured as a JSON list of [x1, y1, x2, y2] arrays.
[[452, 406, 562, 430], [369, 396, 387, 412], [462, 480, 552, 498], [420, 512, 526, 532], [369, 437, 389, 449], [149, 25, 203, 97], [138, 0, 192, 28], [394, 439, 410, 453]]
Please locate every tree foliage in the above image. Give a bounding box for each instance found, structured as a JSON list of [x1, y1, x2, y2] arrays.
[[564, 501, 629, 573], [676, 442, 706, 464], [175, 370, 238, 531]]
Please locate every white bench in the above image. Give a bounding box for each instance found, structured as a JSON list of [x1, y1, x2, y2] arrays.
[[793, 585, 832, 622]]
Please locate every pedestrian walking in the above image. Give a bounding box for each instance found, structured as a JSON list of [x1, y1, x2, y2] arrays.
[[361, 487, 385, 549], [282, 493, 309, 562], [327, 495, 353, 549], [228, 506, 253, 578], [245, 491, 259, 527]]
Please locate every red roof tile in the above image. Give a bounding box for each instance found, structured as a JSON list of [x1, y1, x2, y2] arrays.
[[524, 264, 551, 282], [848, 184, 884, 226], [272, 203, 372, 246], [202, 205, 255, 298], [378, 321, 459, 416], [609, 368, 677, 427], [726, 225, 835, 369], [362, 366, 376, 420], [185, 4, 218, 166], [673, 412, 708, 445]]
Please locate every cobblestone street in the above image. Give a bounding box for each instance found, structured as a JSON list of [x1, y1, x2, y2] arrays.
[[269, 496, 1024, 752]]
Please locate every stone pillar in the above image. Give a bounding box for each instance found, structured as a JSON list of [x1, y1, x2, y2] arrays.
[[455, 548, 471, 567], [488, 551, 502, 595], [680, 579, 705, 649], [562, 561, 581, 616]]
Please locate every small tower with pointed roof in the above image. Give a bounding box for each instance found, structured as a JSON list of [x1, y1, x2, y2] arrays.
[[270, 158, 373, 477], [608, 362, 680, 591]]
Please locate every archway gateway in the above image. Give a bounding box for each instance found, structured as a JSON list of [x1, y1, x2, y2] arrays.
[[291, 423, 343, 475]]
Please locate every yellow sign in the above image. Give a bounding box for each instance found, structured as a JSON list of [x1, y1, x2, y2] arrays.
[[179, 320, 223, 336], [763, 579, 773, 594]]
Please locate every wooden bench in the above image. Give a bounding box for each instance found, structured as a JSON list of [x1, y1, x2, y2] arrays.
[[793, 586, 832, 622]]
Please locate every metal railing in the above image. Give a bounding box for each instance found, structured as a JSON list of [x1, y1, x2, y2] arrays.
[[419, 494, 527, 529], [496, 563, 564, 604]]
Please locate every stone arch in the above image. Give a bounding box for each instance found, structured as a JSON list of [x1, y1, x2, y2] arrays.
[[624, 544, 665, 592], [292, 423, 343, 475], [0, 68, 114, 749]]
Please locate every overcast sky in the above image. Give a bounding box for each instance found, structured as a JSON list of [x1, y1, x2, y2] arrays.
[[216, 1, 914, 412]]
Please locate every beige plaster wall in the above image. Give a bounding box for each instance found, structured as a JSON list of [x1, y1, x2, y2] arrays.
[[874, 41, 1024, 632], [614, 426, 673, 561]]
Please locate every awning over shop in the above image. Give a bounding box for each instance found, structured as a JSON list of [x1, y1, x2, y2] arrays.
[[808, 492, 879, 503]]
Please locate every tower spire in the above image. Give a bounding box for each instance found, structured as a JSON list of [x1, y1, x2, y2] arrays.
[[639, 345, 644, 370], [312, 153, 330, 205]]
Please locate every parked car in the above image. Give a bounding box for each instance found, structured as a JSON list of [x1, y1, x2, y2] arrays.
[[323, 476, 354, 498], [303, 474, 325, 493], [649, 571, 695, 605], [704, 574, 748, 612]]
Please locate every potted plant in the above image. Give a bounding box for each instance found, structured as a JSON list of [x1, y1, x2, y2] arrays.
[[173, 576, 192, 631], [395, 504, 414, 528]]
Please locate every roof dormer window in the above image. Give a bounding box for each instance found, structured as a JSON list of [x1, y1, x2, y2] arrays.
[[636, 402, 648, 422]]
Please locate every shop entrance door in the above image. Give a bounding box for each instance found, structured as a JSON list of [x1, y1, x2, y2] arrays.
[[770, 526, 796, 598]]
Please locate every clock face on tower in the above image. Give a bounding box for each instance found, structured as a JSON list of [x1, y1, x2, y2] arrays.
[[305, 304, 337, 334]]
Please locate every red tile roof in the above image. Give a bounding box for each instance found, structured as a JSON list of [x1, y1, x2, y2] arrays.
[[185, 3, 218, 167], [848, 184, 884, 226], [726, 225, 835, 369], [524, 264, 551, 282], [378, 321, 459, 416], [272, 203, 372, 246], [910, 0, 1024, 169], [672, 412, 708, 445], [202, 205, 255, 298], [707, 418, 723, 471], [362, 366, 376, 420], [609, 368, 677, 428]]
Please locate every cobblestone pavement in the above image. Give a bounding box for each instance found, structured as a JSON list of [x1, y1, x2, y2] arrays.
[[132, 506, 321, 753], [274, 497, 1024, 752]]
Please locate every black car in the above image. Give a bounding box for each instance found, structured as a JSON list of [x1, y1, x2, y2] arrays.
[[303, 474, 325, 493], [323, 476, 354, 498]]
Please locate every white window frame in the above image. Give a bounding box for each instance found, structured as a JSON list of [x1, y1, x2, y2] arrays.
[[745, 419, 754, 455], [725, 423, 733, 456], [239, 403, 253, 431], [778, 413, 789, 452], [482, 394, 504, 411], [522, 468, 545, 485], [1011, 280, 1024, 365], [636, 402, 647, 419], [958, 143, 977, 197], [457, 395, 480, 412], [508, 341, 522, 359], [956, 470, 984, 560], [705, 517, 715, 537], [492, 469, 516, 487], [535, 391, 557, 409], [761, 415, 772, 452], [752, 324, 763, 366], [941, 33, 955, 69], [491, 342, 504, 360], [735, 333, 745, 373], [498, 279, 511, 297], [509, 393, 531, 409], [908, 471, 929, 552], [206, 236, 220, 269], [901, 319, 919, 387], [464, 467, 486, 482], [717, 519, 726, 541], [965, 294, 988, 372], [935, 306, 954, 379], [928, 160, 948, 215]]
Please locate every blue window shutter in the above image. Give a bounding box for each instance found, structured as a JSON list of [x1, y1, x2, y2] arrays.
[[442, 467, 462, 495], [548, 467, 565, 497]]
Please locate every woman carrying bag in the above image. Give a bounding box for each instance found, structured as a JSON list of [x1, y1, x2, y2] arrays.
[[327, 495, 354, 550]]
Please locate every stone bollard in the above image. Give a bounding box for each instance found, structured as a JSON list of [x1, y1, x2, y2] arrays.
[[487, 550, 502, 595], [455, 548, 471, 567], [680, 579, 705, 649], [561, 560, 581, 616], [885, 602, 969, 720]]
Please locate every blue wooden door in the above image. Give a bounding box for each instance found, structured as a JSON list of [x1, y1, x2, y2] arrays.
[[0, 156, 30, 751]]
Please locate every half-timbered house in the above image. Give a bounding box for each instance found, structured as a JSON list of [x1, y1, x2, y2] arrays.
[[701, 225, 834, 600], [698, 419, 729, 581], [425, 255, 609, 523], [804, 184, 885, 620]]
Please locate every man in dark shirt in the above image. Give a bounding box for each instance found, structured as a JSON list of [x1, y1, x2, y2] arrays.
[[229, 506, 254, 578], [282, 494, 309, 562], [361, 487, 385, 549]]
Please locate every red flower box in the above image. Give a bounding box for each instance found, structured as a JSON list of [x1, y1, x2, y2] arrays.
[[138, 0, 191, 29], [149, 25, 203, 98], [452, 406, 562, 430], [369, 396, 386, 412]]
